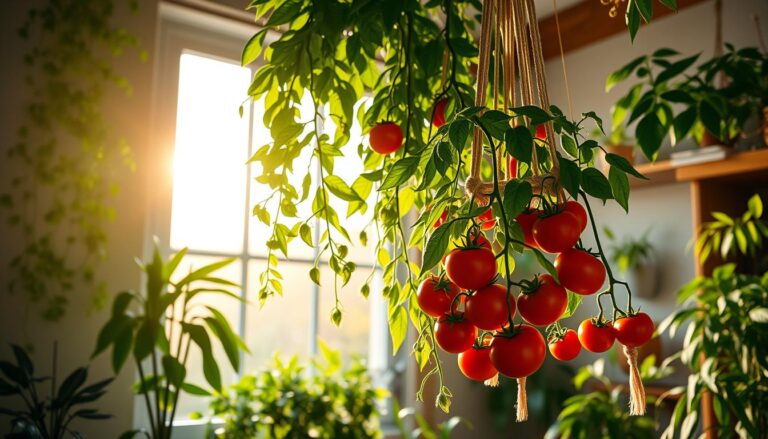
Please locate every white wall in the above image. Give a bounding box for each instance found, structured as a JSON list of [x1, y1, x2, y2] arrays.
[[0, 1, 159, 436]]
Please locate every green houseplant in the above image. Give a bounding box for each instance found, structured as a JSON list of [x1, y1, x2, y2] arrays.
[[607, 45, 768, 160], [545, 357, 673, 439], [0, 344, 113, 438], [660, 194, 768, 438], [93, 244, 248, 439], [202, 342, 385, 439]]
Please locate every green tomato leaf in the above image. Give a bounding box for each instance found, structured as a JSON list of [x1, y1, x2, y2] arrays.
[[605, 153, 647, 179], [502, 180, 533, 220], [608, 167, 630, 212], [606, 55, 645, 91], [448, 120, 471, 152], [379, 156, 419, 191], [421, 223, 452, 274], [505, 126, 533, 163], [581, 168, 614, 200], [557, 155, 581, 199], [533, 249, 559, 282]]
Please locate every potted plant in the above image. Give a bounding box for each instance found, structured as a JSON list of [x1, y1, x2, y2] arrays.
[[0, 344, 113, 438], [544, 357, 673, 439], [659, 194, 768, 438], [200, 341, 386, 438], [604, 227, 659, 299], [607, 46, 768, 160]]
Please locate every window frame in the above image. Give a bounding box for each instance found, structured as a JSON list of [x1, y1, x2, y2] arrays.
[[146, 2, 400, 435]]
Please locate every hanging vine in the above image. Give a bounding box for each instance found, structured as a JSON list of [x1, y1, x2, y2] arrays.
[[1, 0, 143, 321], [244, 0, 668, 413]]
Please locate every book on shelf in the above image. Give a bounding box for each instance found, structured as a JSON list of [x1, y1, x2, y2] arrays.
[[670, 146, 730, 167]]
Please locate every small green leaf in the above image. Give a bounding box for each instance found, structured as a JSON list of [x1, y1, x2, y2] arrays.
[[604, 153, 646, 179], [421, 223, 452, 273], [557, 156, 581, 198], [388, 306, 408, 355], [505, 126, 533, 163], [379, 157, 419, 191], [608, 167, 630, 212], [606, 55, 645, 91], [581, 168, 613, 200], [625, 2, 641, 42], [533, 249, 559, 282], [560, 134, 578, 159], [561, 291, 583, 318], [241, 29, 267, 66], [265, 0, 303, 26], [747, 194, 763, 218], [299, 223, 312, 247], [448, 120, 471, 152], [636, 113, 666, 161], [502, 180, 533, 219], [162, 355, 186, 387], [672, 107, 697, 145]]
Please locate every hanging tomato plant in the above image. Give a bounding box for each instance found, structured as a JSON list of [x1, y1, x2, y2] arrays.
[[244, 0, 662, 417]]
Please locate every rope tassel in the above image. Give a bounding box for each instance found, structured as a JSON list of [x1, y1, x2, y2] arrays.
[[516, 377, 528, 422], [624, 345, 647, 416]]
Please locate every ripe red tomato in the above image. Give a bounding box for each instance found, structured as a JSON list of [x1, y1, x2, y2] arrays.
[[535, 124, 547, 140], [515, 210, 541, 248], [578, 319, 616, 353], [548, 329, 581, 361], [532, 210, 581, 253], [490, 325, 546, 378], [445, 247, 497, 290], [478, 208, 496, 231], [442, 233, 491, 266], [458, 346, 497, 381], [555, 249, 606, 295], [507, 157, 518, 178], [517, 274, 567, 326], [432, 99, 448, 128], [433, 209, 448, 228], [416, 276, 460, 318], [464, 284, 515, 330], [435, 314, 477, 354], [614, 313, 655, 347], [369, 122, 403, 154], [564, 200, 588, 232]]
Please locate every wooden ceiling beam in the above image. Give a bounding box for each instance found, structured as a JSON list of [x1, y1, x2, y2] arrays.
[[538, 0, 711, 60]]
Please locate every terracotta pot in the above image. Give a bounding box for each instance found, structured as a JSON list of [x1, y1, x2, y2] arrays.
[[617, 334, 662, 375], [699, 130, 721, 147], [600, 144, 635, 173]]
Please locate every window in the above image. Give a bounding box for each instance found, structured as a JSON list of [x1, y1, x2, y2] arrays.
[[149, 5, 394, 428]]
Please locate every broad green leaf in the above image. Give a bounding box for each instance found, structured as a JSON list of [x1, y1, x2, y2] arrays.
[[421, 223, 452, 273], [672, 107, 697, 145], [184, 323, 221, 391], [608, 167, 630, 212], [505, 126, 534, 163], [557, 156, 581, 199], [478, 110, 511, 139], [241, 29, 267, 66], [747, 194, 763, 218], [324, 175, 361, 202], [265, 0, 303, 26], [533, 249, 558, 281], [698, 100, 722, 140], [511, 106, 551, 125], [605, 153, 647, 179], [502, 180, 533, 219], [636, 113, 666, 161], [606, 55, 645, 91], [581, 168, 613, 200], [655, 54, 700, 85], [161, 355, 186, 387], [625, 2, 641, 42], [379, 157, 419, 191], [132, 321, 155, 362], [93, 315, 133, 358], [635, 0, 653, 22], [448, 120, 471, 152], [561, 291, 583, 318], [112, 324, 134, 373], [560, 134, 578, 158], [388, 305, 408, 355]]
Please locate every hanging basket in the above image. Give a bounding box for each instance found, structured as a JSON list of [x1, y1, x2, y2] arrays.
[[464, 0, 563, 208]]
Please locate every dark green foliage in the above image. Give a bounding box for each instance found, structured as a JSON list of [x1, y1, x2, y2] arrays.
[[1, 0, 142, 321], [202, 342, 384, 439], [0, 344, 112, 439]]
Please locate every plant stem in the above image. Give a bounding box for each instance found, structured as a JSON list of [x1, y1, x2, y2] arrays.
[[136, 359, 157, 435]]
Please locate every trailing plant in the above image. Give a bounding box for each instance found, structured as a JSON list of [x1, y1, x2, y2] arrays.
[[201, 341, 385, 439], [92, 244, 248, 439], [243, 0, 661, 413], [695, 194, 768, 270], [545, 357, 673, 439], [0, 0, 142, 321], [0, 344, 113, 438], [608, 45, 768, 159], [599, 0, 678, 41], [659, 264, 768, 439], [603, 227, 655, 275]]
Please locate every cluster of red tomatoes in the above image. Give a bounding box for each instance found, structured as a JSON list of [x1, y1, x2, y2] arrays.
[[368, 100, 450, 155], [418, 200, 656, 383]]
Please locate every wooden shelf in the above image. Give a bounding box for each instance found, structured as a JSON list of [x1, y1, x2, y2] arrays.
[[629, 148, 768, 188]]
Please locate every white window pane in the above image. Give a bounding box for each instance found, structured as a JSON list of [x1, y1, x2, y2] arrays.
[[317, 265, 376, 358], [170, 53, 251, 253], [243, 260, 311, 371], [167, 254, 242, 419], [249, 96, 317, 260]]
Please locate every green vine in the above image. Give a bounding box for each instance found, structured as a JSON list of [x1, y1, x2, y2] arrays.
[[1, 0, 142, 321]]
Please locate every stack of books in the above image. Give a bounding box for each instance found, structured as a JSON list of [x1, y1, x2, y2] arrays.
[[670, 145, 730, 167]]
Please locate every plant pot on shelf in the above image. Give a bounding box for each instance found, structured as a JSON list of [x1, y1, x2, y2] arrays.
[[599, 144, 635, 173], [624, 261, 660, 299]]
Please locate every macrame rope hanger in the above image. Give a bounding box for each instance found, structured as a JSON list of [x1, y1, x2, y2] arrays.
[[464, 0, 648, 420]]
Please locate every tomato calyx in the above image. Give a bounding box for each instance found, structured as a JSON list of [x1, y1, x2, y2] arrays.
[[590, 316, 613, 329], [493, 323, 524, 339], [441, 311, 468, 325], [432, 272, 456, 292], [459, 227, 491, 250], [514, 276, 542, 295]]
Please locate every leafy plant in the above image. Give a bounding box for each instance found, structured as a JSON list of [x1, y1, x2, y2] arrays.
[[592, 124, 631, 147], [1, 0, 142, 321], [393, 400, 469, 439], [608, 45, 768, 160], [202, 341, 385, 439], [545, 357, 672, 439], [658, 264, 768, 438], [243, 0, 655, 412], [695, 194, 768, 269], [603, 227, 655, 275], [92, 244, 248, 439], [0, 344, 112, 438]]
